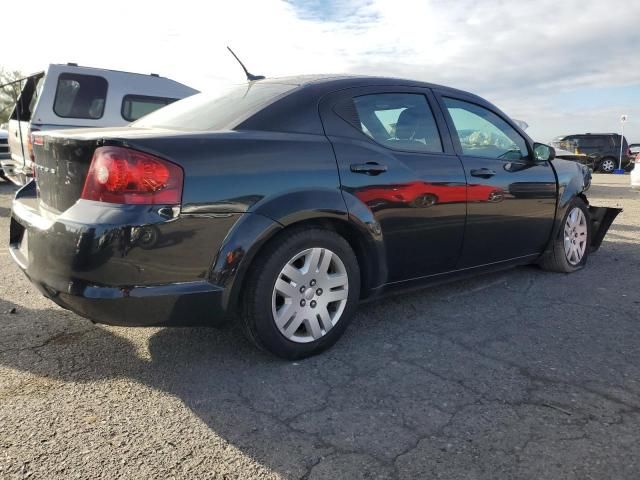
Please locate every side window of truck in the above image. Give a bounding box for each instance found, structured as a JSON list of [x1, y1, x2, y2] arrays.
[[121, 95, 178, 122], [54, 73, 108, 119]]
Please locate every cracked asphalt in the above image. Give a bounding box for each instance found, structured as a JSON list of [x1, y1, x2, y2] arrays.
[[1, 174, 639, 479]]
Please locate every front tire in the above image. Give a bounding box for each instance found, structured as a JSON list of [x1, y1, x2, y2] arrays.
[[540, 198, 591, 273], [242, 227, 360, 359]]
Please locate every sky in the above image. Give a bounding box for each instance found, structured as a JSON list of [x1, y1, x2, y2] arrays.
[[3, 0, 640, 142]]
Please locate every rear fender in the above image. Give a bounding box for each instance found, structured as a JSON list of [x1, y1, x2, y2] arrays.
[[253, 188, 387, 295], [208, 212, 282, 315], [212, 188, 387, 314]]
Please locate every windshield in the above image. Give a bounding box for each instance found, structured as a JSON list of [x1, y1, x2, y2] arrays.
[[132, 82, 297, 131]]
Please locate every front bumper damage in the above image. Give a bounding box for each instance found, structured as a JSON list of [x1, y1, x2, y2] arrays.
[[589, 206, 622, 252]]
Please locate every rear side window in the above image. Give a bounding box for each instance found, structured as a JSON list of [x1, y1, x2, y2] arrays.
[[352, 93, 443, 153], [444, 97, 528, 160], [54, 73, 108, 119], [121, 95, 178, 122], [575, 137, 603, 148]]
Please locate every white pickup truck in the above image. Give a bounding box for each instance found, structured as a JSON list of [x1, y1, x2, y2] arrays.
[[0, 128, 9, 180], [4, 63, 198, 185]]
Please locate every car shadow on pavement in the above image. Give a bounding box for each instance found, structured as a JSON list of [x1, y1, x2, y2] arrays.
[[2, 241, 640, 478]]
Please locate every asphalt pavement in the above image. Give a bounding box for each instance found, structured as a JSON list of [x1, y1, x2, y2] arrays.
[[0, 174, 639, 479]]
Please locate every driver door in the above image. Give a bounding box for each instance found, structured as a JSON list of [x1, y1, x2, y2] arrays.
[[435, 93, 557, 268]]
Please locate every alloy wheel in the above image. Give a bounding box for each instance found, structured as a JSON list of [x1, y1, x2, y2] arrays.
[[563, 207, 588, 265], [271, 247, 349, 343], [601, 159, 616, 173]]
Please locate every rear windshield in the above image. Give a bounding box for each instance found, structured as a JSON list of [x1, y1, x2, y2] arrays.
[[132, 83, 297, 131]]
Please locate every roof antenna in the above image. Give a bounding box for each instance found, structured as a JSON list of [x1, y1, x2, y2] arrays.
[[227, 46, 265, 81]]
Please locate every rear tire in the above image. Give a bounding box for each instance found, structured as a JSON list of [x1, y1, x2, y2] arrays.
[[539, 197, 591, 273], [241, 227, 360, 359], [599, 157, 617, 173]]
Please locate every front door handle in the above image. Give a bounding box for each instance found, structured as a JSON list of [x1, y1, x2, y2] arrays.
[[350, 162, 388, 175], [470, 168, 496, 179]]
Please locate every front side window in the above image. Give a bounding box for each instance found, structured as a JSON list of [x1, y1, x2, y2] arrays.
[[444, 98, 528, 160], [54, 73, 108, 119], [121, 95, 178, 122], [353, 93, 443, 153]]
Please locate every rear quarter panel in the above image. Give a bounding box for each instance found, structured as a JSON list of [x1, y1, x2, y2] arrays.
[[126, 130, 342, 215]]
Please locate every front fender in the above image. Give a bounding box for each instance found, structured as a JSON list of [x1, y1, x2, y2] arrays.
[[554, 159, 590, 211], [548, 159, 621, 254]]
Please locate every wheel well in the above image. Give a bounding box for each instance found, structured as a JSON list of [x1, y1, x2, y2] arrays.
[[234, 217, 376, 310], [578, 192, 588, 205]]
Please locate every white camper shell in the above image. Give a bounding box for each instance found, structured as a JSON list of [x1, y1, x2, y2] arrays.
[[4, 63, 198, 185]]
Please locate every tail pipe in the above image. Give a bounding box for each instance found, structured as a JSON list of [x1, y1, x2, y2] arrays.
[[589, 206, 622, 252]]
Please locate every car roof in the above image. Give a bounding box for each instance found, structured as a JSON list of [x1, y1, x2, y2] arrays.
[[260, 74, 485, 101], [565, 133, 618, 137], [237, 74, 526, 140]]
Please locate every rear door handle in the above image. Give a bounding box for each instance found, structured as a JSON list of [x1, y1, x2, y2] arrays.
[[350, 162, 388, 175], [470, 168, 496, 178]]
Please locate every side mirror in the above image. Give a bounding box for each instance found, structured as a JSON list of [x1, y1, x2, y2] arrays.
[[533, 143, 555, 162]]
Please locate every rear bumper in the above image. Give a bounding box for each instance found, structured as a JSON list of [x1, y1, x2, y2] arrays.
[[20, 271, 226, 327], [9, 181, 239, 327]]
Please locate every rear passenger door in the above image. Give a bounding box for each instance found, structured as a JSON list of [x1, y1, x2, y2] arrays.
[[320, 87, 467, 284], [436, 93, 557, 267]]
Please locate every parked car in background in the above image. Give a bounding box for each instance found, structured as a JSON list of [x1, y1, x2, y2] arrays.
[[3, 63, 198, 185], [629, 143, 640, 157], [552, 133, 631, 173], [631, 153, 640, 190], [10, 75, 621, 359], [552, 146, 593, 169], [0, 129, 9, 180]]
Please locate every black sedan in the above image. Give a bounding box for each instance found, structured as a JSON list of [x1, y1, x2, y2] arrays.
[[10, 75, 621, 358]]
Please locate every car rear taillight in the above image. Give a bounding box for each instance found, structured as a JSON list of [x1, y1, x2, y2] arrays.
[[81, 146, 183, 205], [32, 134, 44, 147]]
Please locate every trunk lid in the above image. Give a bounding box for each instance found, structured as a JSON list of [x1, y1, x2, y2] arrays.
[[33, 127, 184, 213], [33, 133, 98, 213]]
